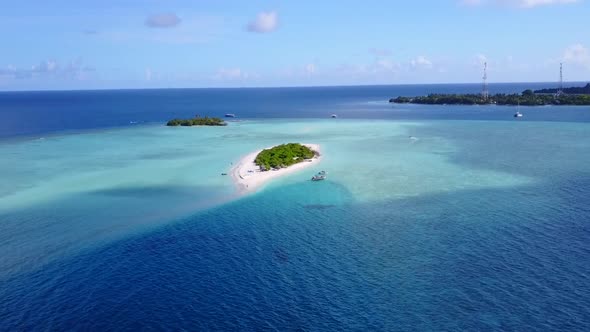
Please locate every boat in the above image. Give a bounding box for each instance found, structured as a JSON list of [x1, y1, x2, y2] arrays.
[[514, 101, 523, 118], [311, 171, 327, 181], [331, 114, 338, 118], [225, 113, 236, 118]]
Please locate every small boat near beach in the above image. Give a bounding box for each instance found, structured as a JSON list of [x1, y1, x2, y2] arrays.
[[225, 113, 236, 118], [311, 171, 327, 181], [331, 114, 338, 118]]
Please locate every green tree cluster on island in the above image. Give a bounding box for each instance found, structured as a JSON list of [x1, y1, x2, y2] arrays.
[[167, 116, 227, 126], [390, 94, 491, 105], [255, 143, 316, 171], [390, 90, 590, 106]]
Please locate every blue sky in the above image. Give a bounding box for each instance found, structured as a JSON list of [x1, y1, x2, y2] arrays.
[[0, 0, 588, 90]]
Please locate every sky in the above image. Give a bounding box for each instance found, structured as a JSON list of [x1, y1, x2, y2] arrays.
[[0, 0, 589, 90]]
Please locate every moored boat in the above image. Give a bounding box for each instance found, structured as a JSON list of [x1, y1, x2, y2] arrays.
[[311, 171, 327, 181], [514, 101, 523, 118]]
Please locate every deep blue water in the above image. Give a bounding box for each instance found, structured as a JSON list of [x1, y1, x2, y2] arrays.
[[2, 160, 589, 330], [1, 84, 590, 331], [2, 82, 590, 139]]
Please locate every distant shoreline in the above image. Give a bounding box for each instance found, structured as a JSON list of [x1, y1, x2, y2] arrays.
[[231, 144, 321, 194], [390, 88, 590, 106]]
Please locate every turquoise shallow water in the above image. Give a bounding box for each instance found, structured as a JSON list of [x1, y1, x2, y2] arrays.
[[0, 120, 538, 279], [1, 87, 590, 330]]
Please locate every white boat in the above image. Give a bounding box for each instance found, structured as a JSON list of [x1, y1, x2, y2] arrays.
[[225, 113, 236, 118], [311, 171, 327, 181], [514, 102, 523, 118], [331, 114, 337, 118]]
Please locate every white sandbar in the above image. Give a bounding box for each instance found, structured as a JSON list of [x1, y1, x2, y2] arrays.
[[231, 144, 321, 194]]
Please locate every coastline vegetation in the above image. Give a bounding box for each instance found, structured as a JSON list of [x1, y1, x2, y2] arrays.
[[534, 83, 590, 95], [255, 143, 316, 171], [390, 89, 590, 106], [166, 116, 227, 126]]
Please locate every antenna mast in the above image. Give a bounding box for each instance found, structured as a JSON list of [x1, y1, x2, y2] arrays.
[[558, 63, 563, 95], [482, 62, 489, 101]]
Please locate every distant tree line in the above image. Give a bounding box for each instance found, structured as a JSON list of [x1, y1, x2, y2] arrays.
[[390, 89, 590, 106], [534, 83, 590, 94], [167, 116, 227, 126]]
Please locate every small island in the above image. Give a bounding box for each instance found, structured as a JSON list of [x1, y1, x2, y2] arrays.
[[255, 143, 317, 171], [167, 116, 227, 126], [231, 143, 321, 193], [390, 88, 590, 106]]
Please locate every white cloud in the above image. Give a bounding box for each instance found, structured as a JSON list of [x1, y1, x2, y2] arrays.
[[330, 57, 402, 79], [563, 43, 590, 69], [368, 47, 400, 73], [34, 60, 58, 73], [246, 11, 278, 33], [375, 58, 398, 72], [0, 59, 94, 80], [410, 56, 433, 69], [460, 0, 484, 6], [214, 68, 249, 80], [462, 0, 580, 7], [304, 63, 317, 75], [277, 63, 319, 79], [510, 0, 579, 7], [145, 13, 181, 28]]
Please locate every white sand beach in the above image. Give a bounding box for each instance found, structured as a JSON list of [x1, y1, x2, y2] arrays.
[[231, 144, 321, 193]]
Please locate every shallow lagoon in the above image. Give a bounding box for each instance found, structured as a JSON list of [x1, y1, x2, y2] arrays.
[[0, 119, 539, 277]]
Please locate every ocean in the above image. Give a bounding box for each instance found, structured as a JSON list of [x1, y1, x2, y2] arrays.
[[1, 83, 589, 330]]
